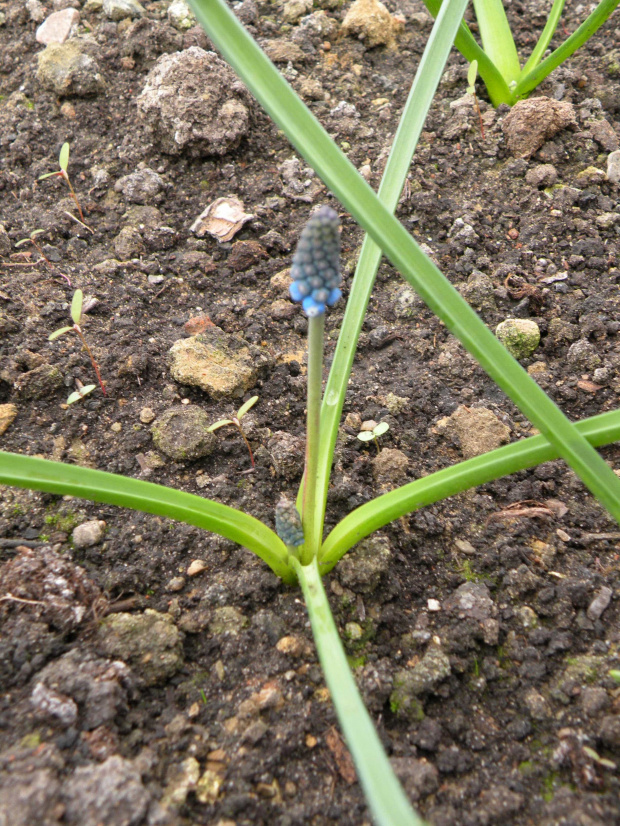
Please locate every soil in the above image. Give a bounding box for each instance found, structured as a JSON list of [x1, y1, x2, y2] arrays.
[[1, 0, 620, 824]]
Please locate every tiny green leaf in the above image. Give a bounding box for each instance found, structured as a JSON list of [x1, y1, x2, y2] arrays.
[[208, 419, 234, 431], [467, 59, 478, 89], [49, 326, 73, 341], [237, 395, 259, 419], [39, 171, 60, 180], [67, 384, 96, 405], [71, 289, 83, 325], [15, 238, 31, 248], [357, 431, 375, 442], [59, 142, 70, 173], [373, 422, 390, 437]]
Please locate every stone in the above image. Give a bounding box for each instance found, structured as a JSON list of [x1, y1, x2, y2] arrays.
[[606, 149, 620, 185], [262, 40, 307, 64], [587, 586, 612, 621], [168, 327, 270, 399], [267, 431, 305, 479], [72, 519, 106, 548], [436, 405, 511, 459], [459, 269, 496, 313], [36, 40, 106, 97], [580, 686, 609, 716], [62, 756, 150, 825], [391, 645, 451, 715], [282, 0, 313, 24], [209, 606, 247, 635], [0, 403, 17, 435], [167, 0, 196, 29], [496, 318, 541, 359], [525, 163, 557, 188], [96, 610, 184, 685], [15, 363, 64, 400], [391, 757, 439, 801], [187, 559, 207, 577], [524, 687, 551, 720], [227, 240, 268, 271], [341, 0, 404, 48], [162, 757, 200, 809], [151, 405, 216, 462], [372, 447, 408, 484], [337, 534, 391, 593], [501, 97, 577, 159], [137, 47, 251, 157], [599, 715, 620, 749], [102, 0, 144, 20], [114, 168, 165, 204], [36, 8, 79, 44], [567, 339, 601, 371]]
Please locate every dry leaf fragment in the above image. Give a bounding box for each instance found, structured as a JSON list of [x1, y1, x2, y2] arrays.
[[325, 726, 357, 784], [190, 196, 254, 242]]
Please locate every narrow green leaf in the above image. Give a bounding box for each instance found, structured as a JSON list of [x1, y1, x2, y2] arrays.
[[320, 409, 620, 568], [208, 419, 234, 431], [39, 171, 60, 180], [0, 450, 295, 583], [520, 0, 565, 75], [422, 0, 513, 105], [294, 557, 428, 826], [515, 0, 620, 98], [188, 0, 620, 528], [70, 289, 83, 325], [237, 395, 259, 419], [59, 141, 70, 172], [49, 326, 73, 341], [472, 0, 521, 83]]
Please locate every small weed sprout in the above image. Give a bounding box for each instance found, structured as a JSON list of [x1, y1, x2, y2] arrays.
[[39, 142, 89, 228], [466, 60, 485, 140], [15, 229, 72, 286], [67, 380, 96, 406], [357, 421, 390, 453], [208, 395, 259, 467], [49, 289, 106, 397]]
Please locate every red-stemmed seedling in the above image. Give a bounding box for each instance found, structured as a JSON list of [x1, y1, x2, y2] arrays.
[[49, 289, 106, 396], [39, 142, 91, 231], [208, 395, 259, 467], [15, 229, 72, 286]]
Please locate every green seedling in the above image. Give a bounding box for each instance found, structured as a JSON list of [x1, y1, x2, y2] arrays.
[[610, 669, 620, 683], [49, 289, 106, 397], [466, 59, 485, 139], [15, 229, 72, 286], [357, 421, 390, 454], [39, 142, 88, 227], [67, 380, 96, 406], [424, 0, 619, 106], [208, 395, 259, 467]]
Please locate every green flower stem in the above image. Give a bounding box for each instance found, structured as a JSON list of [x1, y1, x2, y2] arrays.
[[301, 313, 325, 565], [187, 0, 620, 526], [293, 556, 427, 826], [320, 408, 620, 570], [0, 450, 295, 584], [311, 0, 470, 566], [515, 0, 620, 99]]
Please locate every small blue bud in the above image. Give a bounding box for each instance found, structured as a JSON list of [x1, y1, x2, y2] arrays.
[[275, 497, 304, 547], [290, 206, 341, 318]]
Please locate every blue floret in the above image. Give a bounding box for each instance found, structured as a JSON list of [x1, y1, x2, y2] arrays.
[[289, 205, 341, 318]]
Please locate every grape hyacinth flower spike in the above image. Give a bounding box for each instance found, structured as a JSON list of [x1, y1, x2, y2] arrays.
[[290, 206, 341, 317]]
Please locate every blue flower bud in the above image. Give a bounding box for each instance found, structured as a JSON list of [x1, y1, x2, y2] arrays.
[[290, 206, 341, 317], [275, 497, 305, 547]]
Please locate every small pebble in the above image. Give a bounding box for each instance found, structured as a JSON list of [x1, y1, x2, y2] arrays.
[[72, 519, 106, 548], [427, 599, 441, 612], [140, 407, 155, 424], [586, 586, 612, 621], [276, 635, 304, 656], [187, 559, 207, 576], [111, 422, 122, 433], [167, 576, 186, 592]]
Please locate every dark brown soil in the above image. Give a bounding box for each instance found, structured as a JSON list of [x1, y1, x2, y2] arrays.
[[1, 0, 620, 824]]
